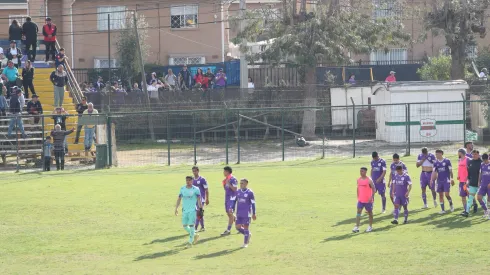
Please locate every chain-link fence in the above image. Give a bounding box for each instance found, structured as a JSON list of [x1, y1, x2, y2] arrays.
[[1, 100, 486, 171]]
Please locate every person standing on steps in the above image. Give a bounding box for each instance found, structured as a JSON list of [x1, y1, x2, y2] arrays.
[[50, 64, 68, 107], [9, 20, 23, 50], [22, 17, 39, 62], [42, 18, 57, 63], [22, 60, 35, 98], [82, 103, 98, 154], [7, 87, 27, 139], [50, 124, 74, 171], [74, 97, 88, 144]]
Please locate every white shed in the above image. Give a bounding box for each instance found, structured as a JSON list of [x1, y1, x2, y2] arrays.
[[372, 80, 469, 143], [330, 86, 373, 132]]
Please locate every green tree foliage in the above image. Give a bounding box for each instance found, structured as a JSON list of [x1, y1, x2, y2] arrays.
[[417, 55, 451, 80], [423, 0, 490, 79], [475, 46, 490, 71], [232, 0, 410, 137], [116, 14, 150, 86]]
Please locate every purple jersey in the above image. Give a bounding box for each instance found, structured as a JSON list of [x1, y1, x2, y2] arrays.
[[433, 158, 452, 183], [480, 162, 490, 185], [417, 153, 436, 167], [192, 176, 208, 200], [371, 158, 387, 182], [466, 153, 473, 159], [393, 173, 412, 196], [234, 188, 256, 218], [390, 161, 408, 178], [224, 175, 238, 198]]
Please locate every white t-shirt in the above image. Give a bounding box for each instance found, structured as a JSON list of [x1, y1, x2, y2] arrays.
[[248, 82, 255, 88]]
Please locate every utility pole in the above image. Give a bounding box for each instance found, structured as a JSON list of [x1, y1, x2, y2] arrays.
[[132, 12, 155, 140], [108, 14, 111, 84], [239, 0, 248, 88]]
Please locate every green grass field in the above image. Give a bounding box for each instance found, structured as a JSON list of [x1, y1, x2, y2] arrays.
[[1, 156, 489, 274]]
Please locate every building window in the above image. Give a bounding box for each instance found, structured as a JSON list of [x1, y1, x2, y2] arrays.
[[9, 15, 27, 26], [94, 58, 117, 68], [97, 6, 126, 31], [440, 46, 478, 59], [169, 56, 205, 65], [372, 0, 402, 20], [370, 48, 408, 64], [171, 5, 198, 29]]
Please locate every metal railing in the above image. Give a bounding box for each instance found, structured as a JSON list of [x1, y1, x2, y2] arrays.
[[55, 40, 83, 105]]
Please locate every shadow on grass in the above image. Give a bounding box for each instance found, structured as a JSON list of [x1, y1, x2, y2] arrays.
[[322, 224, 394, 242], [332, 208, 427, 227], [194, 248, 241, 259], [175, 235, 224, 247], [134, 248, 181, 261], [420, 212, 489, 229], [145, 234, 188, 245]]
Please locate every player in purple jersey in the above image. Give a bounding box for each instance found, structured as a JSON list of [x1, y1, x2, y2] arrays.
[[192, 166, 209, 231], [370, 152, 387, 213], [229, 178, 256, 248], [430, 149, 455, 214], [221, 166, 238, 236], [416, 147, 437, 208], [477, 153, 490, 219], [387, 153, 407, 211], [391, 165, 412, 224]]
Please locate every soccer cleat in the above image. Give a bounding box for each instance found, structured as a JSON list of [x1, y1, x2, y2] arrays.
[[433, 200, 438, 207], [241, 243, 248, 248], [381, 209, 386, 214], [185, 243, 192, 249], [450, 205, 455, 212], [199, 228, 206, 232], [438, 210, 446, 214], [461, 211, 469, 217], [193, 234, 200, 245], [422, 204, 428, 209], [391, 219, 398, 225], [403, 220, 408, 224], [365, 226, 373, 232], [483, 210, 489, 219], [352, 226, 360, 233], [221, 230, 231, 236]]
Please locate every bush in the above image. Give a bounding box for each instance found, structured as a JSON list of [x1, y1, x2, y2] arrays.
[[417, 55, 451, 81]]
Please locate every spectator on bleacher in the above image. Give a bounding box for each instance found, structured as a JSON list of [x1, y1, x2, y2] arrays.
[[247, 77, 254, 89], [385, 71, 396, 82], [22, 60, 35, 98], [82, 103, 98, 152], [6, 40, 23, 68], [74, 96, 88, 144], [7, 87, 27, 139], [43, 136, 53, 171], [22, 17, 39, 62], [9, 20, 23, 48], [178, 65, 192, 90], [164, 69, 177, 90], [148, 72, 161, 85], [0, 84, 7, 117], [94, 76, 105, 92], [27, 94, 43, 124], [147, 79, 161, 100], [348, 74, 356, 85], [0, 52, 7, 69], [479, 68, 488, 80], [2, 60, 19, 98], [110, 81, 128, 106], [132, 82, 142, 93], [215, 68, 227, 89], [50, 124, 74, 171], [55, 47, 68, 68], [194, 68, 208, 89], [42, 17, 57, 62], [205, 68, 215, 89], [50, 64, 68, 107], [51, 107, 69, 153]]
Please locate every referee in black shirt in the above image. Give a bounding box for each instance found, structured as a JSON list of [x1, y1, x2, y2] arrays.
[[463, 150, 482, 217]]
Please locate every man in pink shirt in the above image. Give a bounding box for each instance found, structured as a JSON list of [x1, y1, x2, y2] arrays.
[[457, 148, 470, 214], [353, 167, 376, 233], [385, 71, 396, 82]]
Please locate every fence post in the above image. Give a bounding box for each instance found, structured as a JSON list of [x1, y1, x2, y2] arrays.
[[237, 109, 241, 164], [41, 115, 45, 171], [107, 115, 113, 166], [167, 112, 171, 166], [193, 112, 197, 165], [462, 93, 467, 145], [406, 104, 411, 156], [322, 107, 326, 159], [15, 115, 19, 172], [281, 109, 285, 161], [225, 108, 229, 165], [351, 99, 356, 158]]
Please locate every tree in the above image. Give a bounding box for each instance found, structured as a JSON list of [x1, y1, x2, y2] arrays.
[[116, 14, 150, 86], [423, 0, 489, 80], [232, 0, 410, 137], [417, 55, 452, 80]]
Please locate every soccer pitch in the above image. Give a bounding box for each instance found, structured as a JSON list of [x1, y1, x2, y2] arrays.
[[1, 156, 489, 274]]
